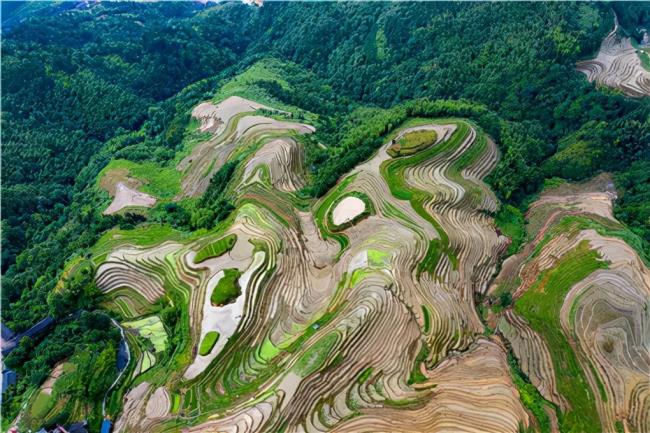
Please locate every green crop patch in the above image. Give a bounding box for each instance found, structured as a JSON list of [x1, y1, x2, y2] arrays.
[[407, 343, 430, 385], [313, 174, 357, 252], [507, 352, 553, 433], [514, 241, 607, 433], [293, 333, 339, 377], [495, 204, 527, 256], [387, 129, 438, 157], [170, 393, 181, 414], [367, 249, 389, 267], [7, 4, 650, 431], [357, 367, 374, 384], [195, 234, 237, 263], [381, 120, 478, 278], [532, 214, 649, 265], [211, 268, 242, 306], [123, 315, 169, 353], [199, 331, 220, 356], [98, 159, 181, 200], [421, 305, 432, 334], [258, 337, 282, 362], [30, 391, 53, 420]]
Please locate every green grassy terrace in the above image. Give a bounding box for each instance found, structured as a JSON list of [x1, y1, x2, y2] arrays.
[[514, 241, 607, 433], [387, 129, 438, 157], [195, 234, 237, 263], [199, 331, 220, 356]]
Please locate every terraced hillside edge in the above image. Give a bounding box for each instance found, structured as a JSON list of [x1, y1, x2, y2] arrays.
[[82, 98, 528, 432], [577, 16, 650, 97], [488, 174, 650, 433], [9, 83, 649, 432]]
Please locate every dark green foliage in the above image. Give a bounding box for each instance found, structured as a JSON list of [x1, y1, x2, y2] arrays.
[[1, 184, 123, 332], [357, 367, 374, 384], [4, 312, 119, 380], [159, 300, 181, 331], [164, 159, 241, 231], [2, 312, 120, 424], [495, 205, 527, 255], [407, 342, 430, 385], [421, 305, 431, 334], [1, 3, 649, 425], [149, 202, 192, 230], [201, 161, 239, 208], [500, 292, 513, 308], [507, 352, 553, 433], [307, 107, 408, 197], [417, 239, 443, 278], [211, 268, 242, 306], [544, 118, 650, 181], [515, 243, 607, 433], [3, 2, 647, 334], [1, 2, 253, 333], [47, 260, 99, 317], [612, 3, 650, 40], [615, 161, 650, 244]]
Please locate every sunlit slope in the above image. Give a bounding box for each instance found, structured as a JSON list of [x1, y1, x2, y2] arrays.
[[50, 90, 649, 433], [82, 96, 535, 433], [489, 175, 650, 433]]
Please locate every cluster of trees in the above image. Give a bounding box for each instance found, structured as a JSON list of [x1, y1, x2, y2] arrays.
[[5, 0, 648, 332], [148, 159, 238, 231], [615, 161, 650, 243], [47, 260, 100, 317], [1, 1, 259, 272], [613, 2, 650, 40], [1, 1, 258, 329], [2, 312, 120, 424]]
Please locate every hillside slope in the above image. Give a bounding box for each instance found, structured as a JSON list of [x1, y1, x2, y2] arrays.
[[2, 3, 649, 432]]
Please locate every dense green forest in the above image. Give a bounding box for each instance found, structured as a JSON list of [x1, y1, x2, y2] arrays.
[[1, 1, 649, 428]]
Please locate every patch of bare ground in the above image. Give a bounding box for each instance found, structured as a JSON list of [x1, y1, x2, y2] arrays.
[[240, 137, 306, 192], [40, 362, 66, 396], [103, 182, 156, 215], [171, 120, 525, 433], [145, 386, 170, 419], [332, 339, 528, 433], [114, 382, 151, 432], [332, 196, 365, 226], [191, 96, 270, 135], [489, 173, 617, 296]]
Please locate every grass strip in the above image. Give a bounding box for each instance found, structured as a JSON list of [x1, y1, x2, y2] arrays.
[[199, 331, 220, 356], [514, 241, 607, 433], [195, 234, 237, 263]]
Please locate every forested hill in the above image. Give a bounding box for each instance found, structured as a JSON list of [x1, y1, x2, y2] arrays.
[[1, 3, 649, 423]]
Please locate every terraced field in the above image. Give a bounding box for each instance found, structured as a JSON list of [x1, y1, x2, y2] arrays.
[[76, 96, 649, 433], [489, 175, 650, 433], [577, 18, 650, 97]]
